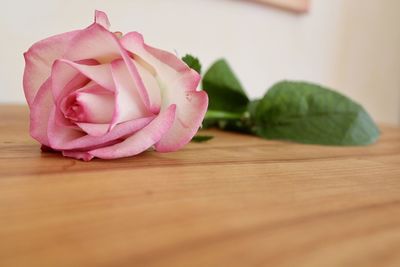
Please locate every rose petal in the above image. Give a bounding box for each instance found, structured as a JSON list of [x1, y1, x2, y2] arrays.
[[88, 104, 176, 159], [109, 59, 151, 130], [155, 91, 208, 152], [52, 59, 114, 103], [48, 106, 86, 148], [63, 23, 153, 114], [64, 23, 121, 64], [23, 30, 79, 106], [94, 10, 111, 30], [120, 32, 197, 86], [120, 32, 208, 151], [74, 84, 115, 123], [57, 80, 116, 137], [48, 109, 154, 150], [29, 78, 53, 146], [133, 57, 162, 113], [74, 123, 109, 137]]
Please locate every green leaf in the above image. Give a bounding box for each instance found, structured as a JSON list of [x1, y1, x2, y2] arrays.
[[254, 81, 380, 146], [247, 99, 260, 124], [182, 54, 201, 74], [191, 135, 214, 143], [202, 59, 249, 113]]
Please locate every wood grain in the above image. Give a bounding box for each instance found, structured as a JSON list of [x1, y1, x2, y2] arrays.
[[0, 105, 399, 267]]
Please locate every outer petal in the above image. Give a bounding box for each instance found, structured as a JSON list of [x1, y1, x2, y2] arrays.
[[94, 10, 111, 30], [120, 32, 208, 151], [155, 91, 208, 152], [64, 24, 121, 63], [23, 30, 79, 106], [88, 104, 176, 159], [29, 78, 53, 146], [120, 32, 197, 87]]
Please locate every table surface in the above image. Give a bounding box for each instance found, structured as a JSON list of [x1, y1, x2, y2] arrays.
[[1, 105, 400, 267]]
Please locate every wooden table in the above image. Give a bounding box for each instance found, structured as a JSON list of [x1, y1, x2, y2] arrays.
[[1, 105, 400, 267]]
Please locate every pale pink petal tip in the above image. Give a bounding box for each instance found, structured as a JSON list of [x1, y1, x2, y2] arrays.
[[94, 10, 111, 29]]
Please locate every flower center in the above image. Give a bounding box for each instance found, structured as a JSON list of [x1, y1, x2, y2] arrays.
[[60, 82, 115, 124], [64, 101, 85, 122]]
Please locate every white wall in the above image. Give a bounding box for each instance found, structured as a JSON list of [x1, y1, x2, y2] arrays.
[[1, 0, 399, 124]]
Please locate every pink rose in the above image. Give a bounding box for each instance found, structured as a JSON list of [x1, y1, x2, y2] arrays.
[[23, 10, 208, 161]]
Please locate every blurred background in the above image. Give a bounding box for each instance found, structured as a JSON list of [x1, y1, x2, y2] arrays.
[[1, 0, 399, 125]]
